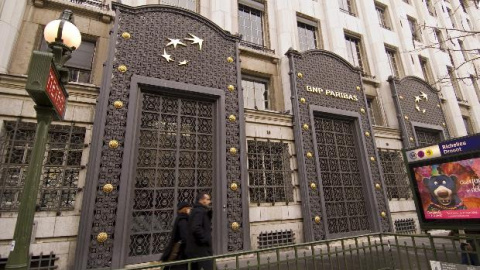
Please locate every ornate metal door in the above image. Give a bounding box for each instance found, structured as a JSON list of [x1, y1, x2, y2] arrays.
[[314, 116, 372, 236], [126, 92, 215, 264]]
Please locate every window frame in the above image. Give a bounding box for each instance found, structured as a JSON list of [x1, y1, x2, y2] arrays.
[[462, 116, 474, 135], [385, 45, 402, 78], [0, 120, 86, 212], [434, 29, 446, 51], [238, 1, 268, 49], [425, 0, 436, 16], [375, 2, 391, 30], [446, 66, 464, 101], [419, 56, 434, 84], [159, 0, 198, 12], [242, 74, 271, 110], [296, 16, 320, 51], [366, 96, 385, 126], [338, 0, 357, 16], [407, 16, 422, 42], [344, 33, 370, 74]]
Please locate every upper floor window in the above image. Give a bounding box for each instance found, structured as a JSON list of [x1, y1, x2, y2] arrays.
[[238, 3, 264, 46], [297, 18, 319, 51], [419, 56, 433, 84], [345, 34, 368, 73], [0, 121, 86, 212], [446, 7, 456, 28], [408, 16, 421, 42], [160, 0, 197, 12], [463, 116, 474, 135], [403, 0, 410, 4], [434, 29, 446, 51], [447, 66, 463, 101], [458, 40, 469, 61], [338, 0, 356, 16], [242, 76, 270, 110], [41, 39, 96, 84], [460, 0, 468, 13], [375, 3, 391, 30], [247, 140, 293, 205], [425, 0, 436, 16], [385, 46, 402, 77]]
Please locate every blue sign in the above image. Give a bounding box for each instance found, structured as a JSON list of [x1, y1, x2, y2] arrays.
[[439, 134, 480, 156]]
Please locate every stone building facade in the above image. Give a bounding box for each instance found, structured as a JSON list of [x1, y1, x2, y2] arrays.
[[0, 0, 479, 269]]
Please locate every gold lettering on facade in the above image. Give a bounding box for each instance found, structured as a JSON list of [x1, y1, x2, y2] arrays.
[[306, 85, 358, 102]]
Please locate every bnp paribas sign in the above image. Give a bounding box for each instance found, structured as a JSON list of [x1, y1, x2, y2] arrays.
[[305, 85, 359, 102]]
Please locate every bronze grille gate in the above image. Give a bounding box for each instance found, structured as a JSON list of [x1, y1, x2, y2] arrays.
[[314, 116, 371, 235], [127, 92, 215, 263]]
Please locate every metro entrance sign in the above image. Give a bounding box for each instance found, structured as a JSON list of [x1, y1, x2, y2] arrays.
[[25, 51, 69, 120]]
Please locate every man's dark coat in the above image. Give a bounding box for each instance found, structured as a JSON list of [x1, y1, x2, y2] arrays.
[[186, 203, 213, 270]]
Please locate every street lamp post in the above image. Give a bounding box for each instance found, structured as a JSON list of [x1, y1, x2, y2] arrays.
[[5, 10, 81, 270]]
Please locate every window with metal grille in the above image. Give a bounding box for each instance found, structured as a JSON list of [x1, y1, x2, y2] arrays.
[[242, 76, 270, 110], [419, 56, 433, 84], [447, 66, 464, 101], [385, 47, 401, 78], [345, 34, 368, 73], [463, 116, 474, 135], [366, 97, 385, 126], [394, 218, 417, 234], [415, 127, 442, 147], [338, 0, 356, 16], [0, 252, 58, 269], [159, 0, 197, 12], [408, 16, 421, 42], [238, 4, 264, 46], [247, 140, 293, 205], [41, 39, 96, 84], [375, 3, 390, 30], [0, 121, 85, 212], [258, 230, 295, 249], [379, 149, 412, 200], [297, 21, 318, 51]]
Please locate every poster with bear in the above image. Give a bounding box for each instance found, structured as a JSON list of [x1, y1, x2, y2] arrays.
[[414, 157, 480, 220]]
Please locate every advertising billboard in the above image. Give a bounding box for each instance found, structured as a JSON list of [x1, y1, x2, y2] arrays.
[[405, 134, 480, 230]]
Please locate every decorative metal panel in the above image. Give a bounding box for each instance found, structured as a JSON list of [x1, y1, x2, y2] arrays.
[[388, 76, 449, 149], [314, 116, 371, 234], [127, 93, 214, 262], [257, 230, 295, 249], [286, 49, 391, 241], [0, 120, 85, 212], [77, 4, 246, 269]]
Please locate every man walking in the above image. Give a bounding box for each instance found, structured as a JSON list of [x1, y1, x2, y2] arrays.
[[186, 192, 213, 270]]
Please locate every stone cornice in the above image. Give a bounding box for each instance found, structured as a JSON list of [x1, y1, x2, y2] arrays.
[[244, 109, 293, 127], [0, 73, 99, 104], [373, 125, 402, 140]]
